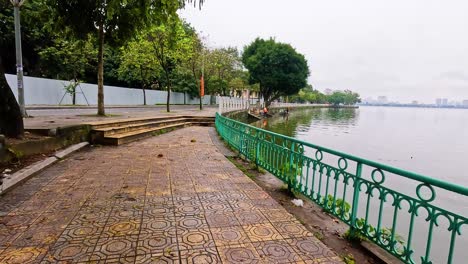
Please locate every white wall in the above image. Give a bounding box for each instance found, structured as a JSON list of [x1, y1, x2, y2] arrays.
[[5, 74, 212, 105]]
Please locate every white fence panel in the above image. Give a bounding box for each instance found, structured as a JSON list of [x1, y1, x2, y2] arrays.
[[5, 74, 213, 106]]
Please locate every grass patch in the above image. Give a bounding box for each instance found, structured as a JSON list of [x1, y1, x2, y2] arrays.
[[313, 231, 324, 241], [342, 253, 356, 264], [151, 127, 177, 136], [226, 156, 258, 179]]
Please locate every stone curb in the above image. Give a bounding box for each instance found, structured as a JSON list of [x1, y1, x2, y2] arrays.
[[54, 142, 89, 159], [0, 142, 89, 195], [361, 241, 402, 264]]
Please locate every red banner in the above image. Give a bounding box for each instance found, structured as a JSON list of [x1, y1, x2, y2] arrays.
[[200, 75, 205, 97]]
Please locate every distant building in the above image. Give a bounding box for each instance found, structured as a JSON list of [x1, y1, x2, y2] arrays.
[[463, 100, 468, 107], [442, 98, 448, 106], [436, 98, 442, 106], [377, 96, 388, 104], [412, 100, 418, 105], [324, 88, 333, 95]]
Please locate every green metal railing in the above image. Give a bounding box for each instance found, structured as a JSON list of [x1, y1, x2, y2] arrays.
[[216, 113, 468, 264]]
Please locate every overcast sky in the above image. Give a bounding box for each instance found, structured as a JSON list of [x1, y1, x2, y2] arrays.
[[180, 0, 468, 103]]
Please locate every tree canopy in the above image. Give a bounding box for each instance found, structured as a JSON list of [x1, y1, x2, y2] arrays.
[[327, 90, 361, 105], [242, 38, 309, 106], [290, 87, 361, 106]]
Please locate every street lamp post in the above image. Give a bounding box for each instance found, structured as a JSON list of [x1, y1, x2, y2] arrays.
[[11, 0, 27, 117]]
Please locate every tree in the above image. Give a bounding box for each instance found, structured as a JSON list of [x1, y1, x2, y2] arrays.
[[202, 47, 242, 96], [146, 16, 194, 112], [38, 36, 97, 104], [326, 90, 360, 105], [172, 69, 199, 103], [0, 58, 24, 138], [0, 0, 52, 137], [327, 91, 346, 105], [118, 37, 160, 105], [49, 0, 182, 115], [343, 90, 361, 105], [242, 38, 309, 107]]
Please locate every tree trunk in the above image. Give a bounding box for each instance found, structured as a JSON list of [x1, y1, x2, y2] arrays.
[[97, 22, 105, 116], [0, 57, 24, 138], [140, 66, 146, 105], [166, 86, 171, 112], [165, 72, 171, 112], [72, 77, 77, 105]]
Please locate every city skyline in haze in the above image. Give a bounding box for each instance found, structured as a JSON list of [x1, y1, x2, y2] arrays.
[[180, 0, 468, 104]]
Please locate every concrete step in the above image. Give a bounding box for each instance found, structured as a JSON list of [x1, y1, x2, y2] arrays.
[[101, 122, 191, 145], [90, 116, 214, 130], [90, 116, 215, 145], [89, 116, 180, 130], [93, 118, 189, 137]]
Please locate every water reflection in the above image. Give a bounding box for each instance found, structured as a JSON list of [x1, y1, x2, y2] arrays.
[[250, 108, 359, 138]]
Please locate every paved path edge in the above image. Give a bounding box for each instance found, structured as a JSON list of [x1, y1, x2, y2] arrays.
[[0, 142, 89, 195]]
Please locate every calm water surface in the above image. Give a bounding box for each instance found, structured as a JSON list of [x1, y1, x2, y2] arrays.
[[246, 106, 468, 263], [253, 106, 468, 187]]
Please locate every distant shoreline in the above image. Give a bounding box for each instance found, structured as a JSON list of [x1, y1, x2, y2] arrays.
[[358, 104, 468, 110]]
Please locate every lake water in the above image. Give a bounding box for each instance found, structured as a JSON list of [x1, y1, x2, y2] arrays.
[[244, 106, 468, 263]]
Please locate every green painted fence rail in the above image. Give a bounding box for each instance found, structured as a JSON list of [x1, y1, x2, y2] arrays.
[[215, 113, 468, 264]]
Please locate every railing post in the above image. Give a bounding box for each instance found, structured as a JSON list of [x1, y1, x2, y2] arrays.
[[350, 162, 363, 232], [288, 143, 295, 192], [255, 133, 260, 168]]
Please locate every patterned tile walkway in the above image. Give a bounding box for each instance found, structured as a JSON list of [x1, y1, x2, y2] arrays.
[[0, 127, 343, 263]]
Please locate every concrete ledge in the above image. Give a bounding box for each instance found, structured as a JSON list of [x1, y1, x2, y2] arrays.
[[0, 142, 89, 195], [361, 241, 402, 264], [54, 142, 89, 159]]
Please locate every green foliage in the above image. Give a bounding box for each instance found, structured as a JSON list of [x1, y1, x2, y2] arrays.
[[279, 159, 303, 190], [62, 80, 80, 95], [145, 15, 196, 111], [206, 47, 242, 95], [325, 195, 351, 219], [290, 85, 328, 104], [327, 90, 361, 106], [172, 70, 199, 98], [1, 0, 53, 75], [313, 231, 324, 240], [290, 86, 360, 106], [39, 35, 96, 80], [48, 0, 180, 43], [242, 38, 310, 106], [227, 156, 257, 179], [118, 34, 161, 89], [229, 77, 247, 97], [342, 254, 356, 264], [320, 194, 407, 253]]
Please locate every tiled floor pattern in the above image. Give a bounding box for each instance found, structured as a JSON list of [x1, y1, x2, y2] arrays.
[[0, 127, 343, 263]]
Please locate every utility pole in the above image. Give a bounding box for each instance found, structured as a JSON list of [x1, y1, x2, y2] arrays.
[[11, 0, 27, 117]]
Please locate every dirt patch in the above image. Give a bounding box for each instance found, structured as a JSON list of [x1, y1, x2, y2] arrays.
[[228, 156, 383, 264], [2, 132, 55, 175], [1, 151, 55, 176], [4, 131, 49, 145]]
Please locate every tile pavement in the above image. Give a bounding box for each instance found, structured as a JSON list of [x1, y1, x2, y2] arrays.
[[0, 127, 343, 263]]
